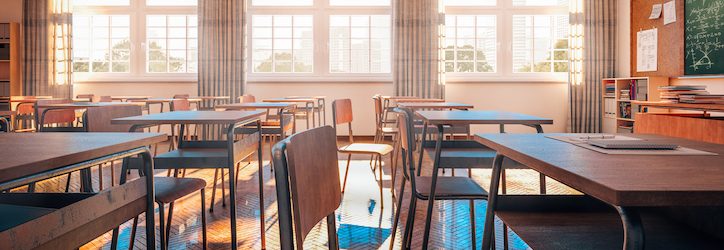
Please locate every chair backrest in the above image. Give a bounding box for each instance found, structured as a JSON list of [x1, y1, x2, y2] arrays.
[[170, 98, 191, 111], [75, 94, 94, 102], [85, 105, 143, 132], [98, 96, 112, 102], [239, 94, 256, 103], [35, 99, 75, 126], [372, 95, 383, 127], [272, 126, 342, 250], [394, 108, 418, 187], [173, 94, 190, 99], [332, 99, 353, 125]]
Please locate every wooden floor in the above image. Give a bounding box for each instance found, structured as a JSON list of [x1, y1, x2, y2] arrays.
[[23, 139, 579, 249]]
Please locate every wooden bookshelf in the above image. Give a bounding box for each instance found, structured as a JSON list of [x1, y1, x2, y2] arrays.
[[0, 23, 21, 97], [632, 101, 724, 113], [601, 76, 669, 133]]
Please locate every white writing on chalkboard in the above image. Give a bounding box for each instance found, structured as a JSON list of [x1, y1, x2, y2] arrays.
[[685, 0, 724, 75]]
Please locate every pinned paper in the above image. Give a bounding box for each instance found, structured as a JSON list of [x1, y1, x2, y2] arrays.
[[664, 1, 676, 25], [650, 4, 663, 19], [637, 28, 658, 72]]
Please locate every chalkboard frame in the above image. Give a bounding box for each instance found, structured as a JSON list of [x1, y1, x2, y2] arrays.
[[684, 0, 724, 76]]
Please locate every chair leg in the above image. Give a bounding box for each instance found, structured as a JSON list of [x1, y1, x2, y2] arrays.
[[469, 200, 477, 248], [210, 169, 219, 212], [110, 161, 116, 187], [200, 189, 208, 249], [342, 153, 352, 193], [377, 155, 384, 210], [389, 178, 406, 250], [158, 202, 167, 250], [128, 216, 139, 250], [165, 202, 175, 247], [64, 172, 72, 192], [221, 168, 226, 207], [402, 197, 418, 249]]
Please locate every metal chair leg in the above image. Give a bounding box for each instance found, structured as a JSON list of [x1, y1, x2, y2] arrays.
[[469, 200, 477, 248], [210, 169, 219, 212], [389, 178, 406, 250], [403, 197, 418, 249], [377, 155, 384, 210], [157, 202, 167, 250], [342, 154, 352, 193], [201, 189, 208, 249], [221, 168, 226, 207], [165, 202, 175, 247], [128, 216, 139, 250]]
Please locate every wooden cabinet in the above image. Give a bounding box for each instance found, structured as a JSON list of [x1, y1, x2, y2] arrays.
[[0, 23, 21, 97]]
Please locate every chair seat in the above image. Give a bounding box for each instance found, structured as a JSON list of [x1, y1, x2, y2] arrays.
[[154, 177, 206, 204], [381, 127, 398, 133], [414, 176, 488, 200], [154, 148, 229, 169], [339, 143, 394, 155]]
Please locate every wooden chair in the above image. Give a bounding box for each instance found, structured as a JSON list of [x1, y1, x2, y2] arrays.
[[75, 94, 95, 102], [332, 99, 394, 209], [34, 99, 76, 132], [271, 126, 342, 250], [90, 105, 208, 250], [99, 96, 112, 102], [173, 94, 190, 99], [239, 94, 256, 103], [390, 108, 488, 249]]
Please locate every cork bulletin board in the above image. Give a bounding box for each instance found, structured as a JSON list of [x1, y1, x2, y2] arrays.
[[630, 0, 686, 78]]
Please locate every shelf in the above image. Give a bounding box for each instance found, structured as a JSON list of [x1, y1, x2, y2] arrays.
[[617, 100, 631, 102], [616, 118, 634, 121], [632, 101, 724, 112], [494, 195, 724, 250]]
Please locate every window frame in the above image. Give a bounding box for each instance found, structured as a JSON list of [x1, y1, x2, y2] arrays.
[[247, 0, 392, 83], [444, 0, 569, 83], [72, 0, 197, 83]]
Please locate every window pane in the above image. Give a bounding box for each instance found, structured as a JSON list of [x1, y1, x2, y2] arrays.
[[74, 0, 129, 6], [444, 0, 495, 6], [73, 15, 130, 73], [512, 0, 568, 6], [444, 15, 496, 73], [146, 15, 198, 73], [512, 15, 569, 73], [146, 0, 197, 6], [252, 15, 314, 73], [251, 0, 313, 6], [330, 0, 390, 6], [329, 15, 391, 73]]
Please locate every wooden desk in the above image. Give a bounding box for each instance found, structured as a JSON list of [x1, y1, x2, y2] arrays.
[[414, 110, 553, 247], [264, 97, 321, 129], [474, 133, 724, 250], [191, 96, 231, 110], [285, 96, 327, 126], [34, 102, 142, 132], [0, 132, 165, 249], [398, 102, 473, 110], [112, 111, 265, 250], [110, 96, 151, 102], [217, 102, 297, 138]]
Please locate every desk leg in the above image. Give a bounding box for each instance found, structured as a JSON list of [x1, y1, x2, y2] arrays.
[[416, 121, 429, 176], [140, 148, 159, 250], [421, 124, 444, 248], [226, 126, 239, 250], [616, 206, 645, 250], [256, 121, 267, 249], [482, 154, 505, 250], [534, 124, 546, 194]]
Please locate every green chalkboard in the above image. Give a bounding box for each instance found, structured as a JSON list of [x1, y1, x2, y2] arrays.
[[684, 0, 724, 75]]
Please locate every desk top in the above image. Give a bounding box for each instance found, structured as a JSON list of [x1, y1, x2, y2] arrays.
[[285, 96, 325, 100], [192, 96, 230, 100], [216, 102, 297, 110], [128, 98, 203, 103], [417, 110, 553, 125], [112, 110, 265, 125], [0, 133, 166, 184], [110, 96, 151, 100], [264, 97, 316, 103], [37, 102, 144, 108], [631, 101, 724, 112], [474, 133, 724, 206], [394, 98, 445, 103], [398, 102, 474, 110]]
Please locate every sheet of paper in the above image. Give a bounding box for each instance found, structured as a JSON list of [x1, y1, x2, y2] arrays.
[[546, 135, 718, 156], [650, 4, 663, 19], [663, 1, 676, 25], [637, 28, 658, 72]]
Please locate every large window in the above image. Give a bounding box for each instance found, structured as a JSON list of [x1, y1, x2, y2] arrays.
[[249, 0, 391, 81], [444, 0, 569, 81], [72, 0, 197, 81]]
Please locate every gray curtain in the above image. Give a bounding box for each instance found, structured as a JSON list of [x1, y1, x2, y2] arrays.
[[568, 0, 616, 133], [198, 0, 246, 103], [392, 0, 445, 99], [22, 0, 73, 99]]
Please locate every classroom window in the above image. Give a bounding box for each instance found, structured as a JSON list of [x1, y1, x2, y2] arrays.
[[444, 15, 497, 73], [72, 15, 131, 73], [251, 15, 314, 73], [72, 0, 197, 82], [146, 15, 198, 73], [329, 15, 391, 73], [444, 0, 569, 81], [512, 15, 569, 73]]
